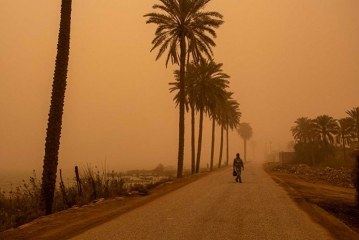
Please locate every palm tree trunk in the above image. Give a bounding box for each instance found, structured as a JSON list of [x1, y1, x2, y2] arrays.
[[196, 109, 204, 173], [40, 0, 72, 215], [226, 124, 229, 166], [177, 35, 187, 178], [218, 125, 224, 168], [342, 139, 346, 162], [210, 117, 215, 170], [244, 139, 247, 162], [191, 105, 196, 174]]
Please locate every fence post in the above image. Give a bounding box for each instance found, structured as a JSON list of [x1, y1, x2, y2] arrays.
[[59, 169, 69, 207]]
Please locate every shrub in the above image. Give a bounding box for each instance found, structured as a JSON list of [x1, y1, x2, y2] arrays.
[[0, 165, 172, 231]]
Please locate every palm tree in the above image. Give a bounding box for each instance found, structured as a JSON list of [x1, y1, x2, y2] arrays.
[[170, 68, 197, 174], [170, 60, 229, 173], [291, 117, 316, 143], [291, 117, 317, 165], [346, 107, 359, 141], [218, 117, 225, 168], [313, 115, 338, 146], [336, 117, 354, 161], [144, 0, 223, 177], [40, 0, 72, 215], [225, 97, 241, 166], [312, 115, 338, 164], [194, 60, 229, 171], [238, 123, 253, 162], [218, 92, 240, 168], [187, 60, 229, 172], [207, 71, 230, 171], [209, 105, 219, 171]]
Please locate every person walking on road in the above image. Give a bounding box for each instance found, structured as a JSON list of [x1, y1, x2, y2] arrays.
[[233, 153, 244, 183]]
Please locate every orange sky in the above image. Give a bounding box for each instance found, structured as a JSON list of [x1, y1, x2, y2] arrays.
[[0, 0, 358, 174]]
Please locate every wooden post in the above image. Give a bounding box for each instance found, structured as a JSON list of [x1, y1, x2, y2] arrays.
[[59, 169, 69, 207]]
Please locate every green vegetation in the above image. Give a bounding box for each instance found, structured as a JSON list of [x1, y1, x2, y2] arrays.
[[290, 107, 359, 167]]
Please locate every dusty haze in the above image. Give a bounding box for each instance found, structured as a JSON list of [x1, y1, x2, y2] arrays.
[[0, 0, 358, 175]]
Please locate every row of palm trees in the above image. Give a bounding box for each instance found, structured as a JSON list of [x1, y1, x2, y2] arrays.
[[40, 0, 241, 214], [145, 0, 241, 177], [170, 60, 241, 174], [291, 107, 359, 164]]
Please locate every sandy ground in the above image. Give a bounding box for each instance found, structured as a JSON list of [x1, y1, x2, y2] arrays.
[[68, 163, 332, 240]]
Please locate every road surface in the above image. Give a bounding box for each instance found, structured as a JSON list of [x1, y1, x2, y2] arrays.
[[70, 163, 332, 240]]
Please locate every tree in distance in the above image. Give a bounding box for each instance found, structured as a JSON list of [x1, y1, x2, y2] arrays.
[[238, 122, 253, 163], [346, 107, 359, 141], [217, 92, 241, 168]]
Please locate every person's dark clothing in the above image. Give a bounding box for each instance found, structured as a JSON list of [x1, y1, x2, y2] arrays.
[[233, 157, 244, 183]]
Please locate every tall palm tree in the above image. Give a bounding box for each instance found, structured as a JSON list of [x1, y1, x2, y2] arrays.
[[218, 92, 241, 168], [40, 0, 72, 215], [218, 118, 224, 168], [209, 106, 219, 171], [346, 107, 359, 141], [187, 60, 229, 172], [225, 97, 240, 166], [238, 122, 253, 162], [170, 68, 197, 174], [195, 60, 229, 171], [145, 0, 223, 177], [336, 117, 354, 161], [170, 60, 229, 173]]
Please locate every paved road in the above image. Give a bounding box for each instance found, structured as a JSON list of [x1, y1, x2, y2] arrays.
[[70, 163, 332, 240]]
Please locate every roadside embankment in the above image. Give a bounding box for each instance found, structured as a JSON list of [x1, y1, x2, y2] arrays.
[[0, 168, 225, 240], [265, 162, 359, 240]]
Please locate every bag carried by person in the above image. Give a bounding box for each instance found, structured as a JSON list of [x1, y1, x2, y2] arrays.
[[233, 170, 237, 176]]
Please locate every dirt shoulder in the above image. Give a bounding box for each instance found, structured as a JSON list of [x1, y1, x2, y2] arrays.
[[264, 162, 359, 240], [0, 169, 221, 240]]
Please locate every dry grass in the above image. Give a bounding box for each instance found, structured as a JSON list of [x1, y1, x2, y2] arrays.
[[0, 166, 174, 232]]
